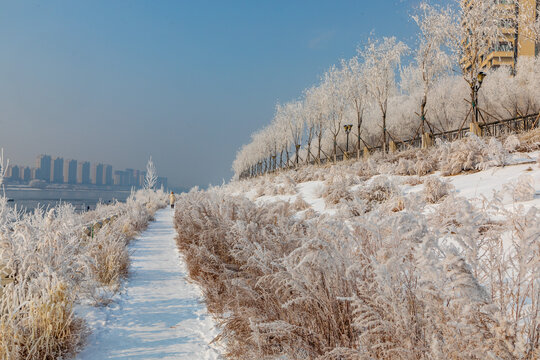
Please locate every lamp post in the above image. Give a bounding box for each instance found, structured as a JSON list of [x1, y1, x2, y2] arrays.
[[473, 71, 486, 124], [343, 124, 353, 155]]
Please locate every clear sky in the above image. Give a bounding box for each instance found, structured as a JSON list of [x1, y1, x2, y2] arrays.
[[0, 0, 426, 188]]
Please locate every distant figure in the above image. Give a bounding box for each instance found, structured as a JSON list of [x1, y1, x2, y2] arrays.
[[169, 191, 175, 209]]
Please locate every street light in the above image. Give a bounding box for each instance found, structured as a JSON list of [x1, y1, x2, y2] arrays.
[[343, 124, 353, 153], [473, 71, 486, 124]]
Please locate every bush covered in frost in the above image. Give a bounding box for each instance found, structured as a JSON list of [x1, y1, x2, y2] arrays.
[[436, 135, 507, 175], [174, 184, 540, 359], [0, 188, 166, 359], [423, 176, 454, 203]]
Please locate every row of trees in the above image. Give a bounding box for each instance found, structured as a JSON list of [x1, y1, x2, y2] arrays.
[[232, 0, 540, 178]]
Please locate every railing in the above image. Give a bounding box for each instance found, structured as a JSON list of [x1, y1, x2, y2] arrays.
[[241, 113, 539, 179]]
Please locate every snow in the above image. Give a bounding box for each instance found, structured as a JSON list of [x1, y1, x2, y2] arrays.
[[77, 208, 221, 360], [448, 160, 539, 202], [296, 181, 332, 214]]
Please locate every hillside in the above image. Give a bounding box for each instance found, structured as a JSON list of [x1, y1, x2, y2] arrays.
[[173, 132, 540, 359]]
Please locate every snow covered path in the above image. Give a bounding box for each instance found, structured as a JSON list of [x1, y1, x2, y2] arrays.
[[77, 208, 221, 360]]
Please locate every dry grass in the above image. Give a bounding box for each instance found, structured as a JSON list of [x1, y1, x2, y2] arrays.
[[0, 188, 167, 359], [175, 146, 540, 359], [517, 127, 540, 151]]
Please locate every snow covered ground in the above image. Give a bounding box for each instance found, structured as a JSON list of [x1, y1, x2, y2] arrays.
[[261, 152, 540, 215], [77, 209, 221, 360]]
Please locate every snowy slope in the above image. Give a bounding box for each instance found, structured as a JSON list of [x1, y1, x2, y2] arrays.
[[293, 153, 540, 214], [77, 209, 221, 360]]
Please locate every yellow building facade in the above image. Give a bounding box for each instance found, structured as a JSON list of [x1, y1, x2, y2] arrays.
[[481, 0, 538, 69]]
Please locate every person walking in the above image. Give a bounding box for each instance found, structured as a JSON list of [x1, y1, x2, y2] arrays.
[[169, 191, 175, 209]]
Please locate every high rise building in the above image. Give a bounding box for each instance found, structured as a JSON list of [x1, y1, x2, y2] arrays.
[[77, 161, 90, 184], [63, 159, 77, 184], [7, 165, 20, 182], [91, 163, 104, 185], [20, 167, 31, 182], [51, 157, 64, 183], [125, 169, 135, 186], [133, 170, 141, 187], [114, 170, 126, 186], [36, 155, 52, 182], [102, 164, 113, 186], [463, 0, 539, 70]]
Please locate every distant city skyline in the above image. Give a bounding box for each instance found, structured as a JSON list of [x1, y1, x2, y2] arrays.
[[6, 153, 167, 189]]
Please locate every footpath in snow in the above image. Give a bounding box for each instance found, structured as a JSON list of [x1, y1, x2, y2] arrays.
[[77, 208, 221, 360]]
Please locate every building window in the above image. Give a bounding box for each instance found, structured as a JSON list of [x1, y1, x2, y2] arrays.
[[493, 41, 513, 52]]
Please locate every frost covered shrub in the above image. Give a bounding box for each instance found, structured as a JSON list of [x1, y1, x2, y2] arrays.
[[517, 127, 540, 151], [174, 191, 362, 358], [174, 181, 540, 359], [414, 156, 433, 176], [506, 174, 535, 202], [401, 176, 423, 186], [437, 135, 507, 175], [356, 175, 400, 206], [423, 176, 453, 203], [395, 158, 415, 175], [0, 277, 86, 360], [0, 189, 165, 359], [89, 224, 130, 286], [291, 195, 310, 211], [323, 179, 353, 205], [503, 134, 520, 152]]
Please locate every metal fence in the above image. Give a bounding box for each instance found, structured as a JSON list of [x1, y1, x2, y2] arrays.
[[242, 113, 539, 178]]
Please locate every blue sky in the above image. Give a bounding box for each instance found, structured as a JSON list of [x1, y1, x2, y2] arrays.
[[0, 0, 426, 187]]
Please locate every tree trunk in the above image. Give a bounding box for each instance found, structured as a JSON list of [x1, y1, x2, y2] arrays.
[[420, 95, 427, 134], [333, 135, 337, 163], [317, 132, 322, 164], [382, 111, 387, 154], [356, 111, 362, 160]]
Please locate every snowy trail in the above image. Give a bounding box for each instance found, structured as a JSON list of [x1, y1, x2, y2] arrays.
[[77, 208, 221, 360]]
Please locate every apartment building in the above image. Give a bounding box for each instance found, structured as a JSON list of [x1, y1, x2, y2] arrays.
[[63, 159, 78, 184], [463, 0, 539, 70]]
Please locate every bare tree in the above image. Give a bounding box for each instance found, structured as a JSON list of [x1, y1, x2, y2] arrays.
[[144, 156, 158, 190]]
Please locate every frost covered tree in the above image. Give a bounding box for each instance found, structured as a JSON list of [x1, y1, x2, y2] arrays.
[[362, 37, 408, 153], [280, 101, 304, 167], [321, 65, 347, 162], [0, 149, 9, 195], [518, 0, 540, 44], [452, 0, 514, 124], [342, 56, 368, 158], [304, 85, 327, 164], [144, 156, 158, 190], [411, 2, 454, 134]]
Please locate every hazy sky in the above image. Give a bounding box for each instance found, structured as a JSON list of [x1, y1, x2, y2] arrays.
[[0, 0, 425, 188]]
